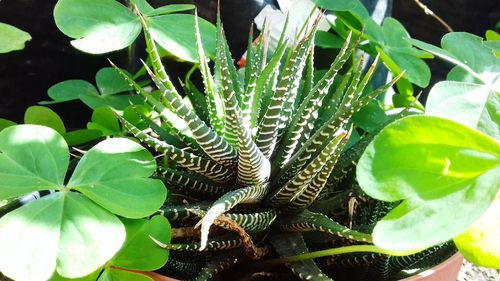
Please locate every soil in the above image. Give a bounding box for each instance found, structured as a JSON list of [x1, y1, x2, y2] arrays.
[[458, 260, 500, 281]]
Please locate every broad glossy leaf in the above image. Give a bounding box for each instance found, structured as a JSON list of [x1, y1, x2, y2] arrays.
[[54, 0, 141, 54], [313, 0, 359, 11], [110, 216, 171, 270], [96, 68, 133, 96], [426, 81, 500, 140], [24, 106, 66, 135], [49, 268, 102, 281], [0, 192, 125, 280], [87, 107, 121, 136], [357, 115, 500, 251], [98, 268, 152, 281], [0, 125, 68, 200], [64, 129, 102, 146], [351, 101, 387, 133], [315, 31, 344, 49], [43, 80, 99, 104], [0, 118, 16, 131], [0, 22, 31, 53], [68, 138, 167, 218], [411, 33, 500, 85], [79, 93, 143, 111], [148, 14, 216, 62], [454, 198, 500, 268], [145, 4, 195, 17]]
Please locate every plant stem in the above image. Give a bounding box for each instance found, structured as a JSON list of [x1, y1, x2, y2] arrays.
[[413, 0, 453, 33], [255, 245, 420, 266]]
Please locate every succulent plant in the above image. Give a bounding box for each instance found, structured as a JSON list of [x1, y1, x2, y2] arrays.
[[110, 11, 455, 281]]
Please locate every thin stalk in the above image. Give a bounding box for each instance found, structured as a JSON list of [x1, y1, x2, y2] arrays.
[[255, 245, 421, 266]]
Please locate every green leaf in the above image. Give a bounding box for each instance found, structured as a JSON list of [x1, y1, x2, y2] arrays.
[[0, 125, 68, 200], [410, 32, 500, 85], [357, 115, 500, 251], [314, 31, 344, 49], [148, 14, 216, 62], [110, 216, 171, 270], [43, 80, 99, 104], [79, 93, 143, 111], [426, 81, 500, 140], [0, 118, 16, 131], [351, 101, 388, 133], [0, 22, 31, 53], [96, 67, 133, 96], [63, 129, 102, 146], [24, 106, 66, 135], [145, 4, 195, 17], [128, 0, 155, 15], [98, 268, 152, 281], [49, 268, 102, 281], [68, 138, 167, 218], [54, 0, 141, 54], [454, 198, 500, 268], [313, 0, 359, 11], [0, 192, 125, 280], [87, 107, 121, 136]]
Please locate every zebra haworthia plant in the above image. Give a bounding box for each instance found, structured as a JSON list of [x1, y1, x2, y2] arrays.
[[110, 11, 454, 281]]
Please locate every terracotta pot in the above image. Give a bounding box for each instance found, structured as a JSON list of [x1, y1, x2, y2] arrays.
[[400, 252, 463, 281]]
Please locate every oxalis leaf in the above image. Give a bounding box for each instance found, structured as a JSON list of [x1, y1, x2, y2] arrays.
[[54, 0, 141, 54], [68, 138, 167, 219], [0, 192, 125, 280], [426, 81, 499, 140], [0, 125, 167, 280], [357, 115, 500, 251], [0, 22, 31, 53], [0, 125, 68, 199], [110, 215, 171, 270], [454, 197, 500, 268]]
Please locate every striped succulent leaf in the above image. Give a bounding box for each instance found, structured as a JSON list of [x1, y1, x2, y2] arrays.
[[119, 116, 234, 183], [194, 12, 225, 136], [255, 26, 316, 158], [273, 32, 356, 170], [269, 127, 348, 206], [107, 13, 426, 280]]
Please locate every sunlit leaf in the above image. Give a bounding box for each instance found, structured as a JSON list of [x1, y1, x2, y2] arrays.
[[0, 22, 31, 53], [357, 115, 500, 251], [148, 14, 216, 62], [68, 138, 167, 218], [0, 192, 125, 280], [24, 106, 66, 135], [110, 216, 171, 270], [0, 125, 68, 200], [426, 81, 499, 140], [54, 0, 141, 54]]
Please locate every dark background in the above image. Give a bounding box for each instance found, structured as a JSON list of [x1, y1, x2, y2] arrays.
[[0, 0, 498, 128]]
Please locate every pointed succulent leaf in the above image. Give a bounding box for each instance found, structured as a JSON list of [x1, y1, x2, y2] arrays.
[[270, 233, 332, 281], [119, 117, 234, 183], [144, 63, 238, 166], [280, 210, 372, 242], [160, 167, 233, 195], [198, 184, 269, 250], [287, 127, 352, 211], [270, 128, 347, 206], [193, 12, 225, 135], [0, 125, 68, 200], [256, 30, 316, 158], [252, 38, 289, 133], [274, 33, 355, 168], [280, 72, 403, 183]]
